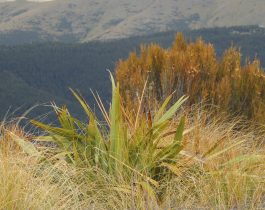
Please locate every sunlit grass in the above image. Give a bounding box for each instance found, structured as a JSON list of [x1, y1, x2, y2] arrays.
[[0, 124, 89, 210], [0, 75, 264, 209]]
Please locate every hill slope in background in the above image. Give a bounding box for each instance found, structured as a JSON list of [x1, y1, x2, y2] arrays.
[[1, 26, 265, 119], [1, 0, 265, 43]]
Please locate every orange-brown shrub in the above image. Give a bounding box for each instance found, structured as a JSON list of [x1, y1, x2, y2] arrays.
[[116, 33, 265, 124]]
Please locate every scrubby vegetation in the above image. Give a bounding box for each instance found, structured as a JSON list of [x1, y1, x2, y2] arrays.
[[116, 33, 265, 124], [1, 33, 265, 209], [0, 73, 264, 209]]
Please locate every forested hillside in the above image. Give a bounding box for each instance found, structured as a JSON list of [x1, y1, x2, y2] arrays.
[[1, 25, 265, 119]]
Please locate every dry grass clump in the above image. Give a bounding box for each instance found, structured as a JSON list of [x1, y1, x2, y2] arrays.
[[162, 110, 265, 209], [0, 111, 265, 209], [0, 123, 90, 210]]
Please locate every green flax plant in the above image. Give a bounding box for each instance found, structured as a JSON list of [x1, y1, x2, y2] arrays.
[[31, 74, 188, 191]]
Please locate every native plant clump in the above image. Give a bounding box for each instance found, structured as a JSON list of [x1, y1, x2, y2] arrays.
[[29, 74, 190, 202]]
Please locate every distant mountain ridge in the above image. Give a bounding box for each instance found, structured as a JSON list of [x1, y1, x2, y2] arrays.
[[1, 0, 265, 43]]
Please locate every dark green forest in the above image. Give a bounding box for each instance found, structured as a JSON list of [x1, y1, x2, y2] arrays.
[[1, 25, 265, 120]]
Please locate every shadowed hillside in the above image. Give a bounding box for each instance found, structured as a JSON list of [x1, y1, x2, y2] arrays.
[[1, 26, 265, 120]]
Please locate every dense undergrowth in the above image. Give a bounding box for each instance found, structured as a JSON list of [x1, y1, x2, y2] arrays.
[[0, 74, 264, 209], [116, 33, 265, 124]]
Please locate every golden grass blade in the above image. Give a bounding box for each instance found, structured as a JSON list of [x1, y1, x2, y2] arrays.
[[207, 139, 246, 161], [96, 147, 159, 187], [90, 90, 111, 127], [134, 77, 148, 129]]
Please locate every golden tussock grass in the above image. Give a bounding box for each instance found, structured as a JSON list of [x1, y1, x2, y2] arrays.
[[1, 104, 264, 209]]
